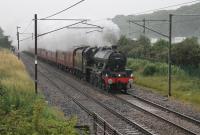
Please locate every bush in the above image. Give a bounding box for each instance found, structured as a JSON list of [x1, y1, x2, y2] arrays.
[[127, 58, 187, 78], [127, 58, 149, 71], [143, 63, 157, 76]]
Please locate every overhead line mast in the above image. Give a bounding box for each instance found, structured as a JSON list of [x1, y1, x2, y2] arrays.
[[16, 26, 21, 59]]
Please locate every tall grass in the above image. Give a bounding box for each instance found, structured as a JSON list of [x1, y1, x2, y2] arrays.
[[128, 58, 200, 108], [0, 49, 78, 135]]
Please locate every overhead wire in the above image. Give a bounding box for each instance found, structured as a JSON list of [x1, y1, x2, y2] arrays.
[[14, 0, 85, 43], [38, 18, 90, 21], [12, 0, 92, 47], [129, 30, 142, 35], [41, 0, 85, 19], [19, 36, 33, 42], [86, 29, 103, 34], [81, 22, 104, 29], [38, 20, 86, 37], [142, 16, 200, 27], [19, 21, 103, 42], [38, 21, 104, 37], [129, 16, 200, 39], [134, 0, 200, 15], [127, 0, 200, 38], [21, 19, 33, 33]]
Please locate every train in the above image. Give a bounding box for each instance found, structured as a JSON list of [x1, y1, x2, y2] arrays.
[[32, 45, 134, 93]]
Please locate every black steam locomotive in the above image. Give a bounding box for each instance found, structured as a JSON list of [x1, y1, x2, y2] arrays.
[[37, 45, 134, 92]]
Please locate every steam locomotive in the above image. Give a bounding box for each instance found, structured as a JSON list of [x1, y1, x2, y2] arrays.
[[36, 45, 134, 93]]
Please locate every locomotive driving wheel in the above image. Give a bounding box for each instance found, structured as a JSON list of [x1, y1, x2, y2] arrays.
[[90, 74, 94, 85], [105, 84, 110, 93], [101, 80, 106, 90], [122, 84, 127, 94]]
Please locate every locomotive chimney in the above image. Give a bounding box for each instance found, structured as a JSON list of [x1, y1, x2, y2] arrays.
[[112, 45, 118, 50]]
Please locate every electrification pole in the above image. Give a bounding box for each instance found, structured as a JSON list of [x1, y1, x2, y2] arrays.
[[129, 20, 131, 38], [168, 14, 173, 97], [17, 26, 20, 59], [34, 14, 38, 94], [143, 18, 146, 35]]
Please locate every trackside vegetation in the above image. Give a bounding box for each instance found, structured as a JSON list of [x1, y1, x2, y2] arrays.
[[118, 36, 200, 108], [127, 59, 200, 107], [0, 27, 12, 49], [0, 49, 78, 135]]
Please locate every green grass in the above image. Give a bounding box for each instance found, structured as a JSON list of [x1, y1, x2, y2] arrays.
[[0, 49, 78, 135], [128, 58, 200, 108]]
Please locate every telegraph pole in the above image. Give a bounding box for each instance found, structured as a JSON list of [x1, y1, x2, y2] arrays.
[[143, 18, 146, 57], [128, 20, 131, 38], [168, 14, 173, 97], [143, 18, 146, 35], [34, 14, 38, 94], [17, 26, 20, 59]]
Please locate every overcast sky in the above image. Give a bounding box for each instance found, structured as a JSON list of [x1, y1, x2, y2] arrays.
[[0, 0, 198, 42]]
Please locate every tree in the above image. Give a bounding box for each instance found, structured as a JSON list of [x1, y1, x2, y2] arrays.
[[117, 35, 152, 59], [171, 37, 200, 67], [137, 35, 151, 58], [150, 39, 168, 62], [117, 35, 138, 56], [0, 27, 12, 49], [117, 35, 129, 46]]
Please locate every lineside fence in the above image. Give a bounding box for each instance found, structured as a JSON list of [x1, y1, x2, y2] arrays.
[[73, 98, 121, 135], [93, 113, 122, 135]]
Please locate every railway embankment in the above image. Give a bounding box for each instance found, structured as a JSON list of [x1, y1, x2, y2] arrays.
[[0, 49, 78, 135]]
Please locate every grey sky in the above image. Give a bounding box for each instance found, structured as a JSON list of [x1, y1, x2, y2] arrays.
[[0, 0, 198, 42]]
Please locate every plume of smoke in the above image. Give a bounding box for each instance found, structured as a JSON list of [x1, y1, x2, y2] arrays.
[[86, 20, 120, 47], [21, 20, 120, 52]]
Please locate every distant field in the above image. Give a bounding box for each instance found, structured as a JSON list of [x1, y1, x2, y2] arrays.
[[0, 49, 78, 135], [128, 58, 200, 108]]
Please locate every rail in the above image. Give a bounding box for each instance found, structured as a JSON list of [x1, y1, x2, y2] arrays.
[[22, 53, 122, 135]]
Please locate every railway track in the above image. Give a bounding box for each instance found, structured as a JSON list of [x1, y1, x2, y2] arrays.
[[22, 54, 155, 135], [113, 94, 200, 135], [127, 92, 200, 125], [81, 82, 200, 135], [22, 53, 200, 135]]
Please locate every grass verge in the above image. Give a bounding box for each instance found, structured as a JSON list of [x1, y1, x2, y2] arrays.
[[0, 49, 78, 135], [128, 58, 200, 108]]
